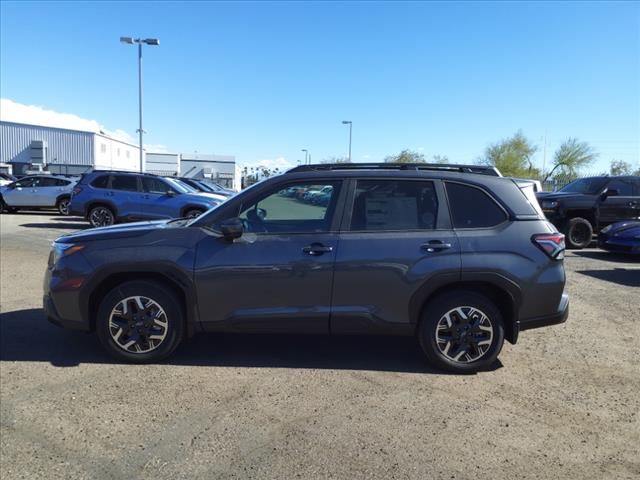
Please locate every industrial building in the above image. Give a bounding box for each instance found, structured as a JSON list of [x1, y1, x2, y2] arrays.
[[0, 120, 140, 175], [0, 120, 237, 189]]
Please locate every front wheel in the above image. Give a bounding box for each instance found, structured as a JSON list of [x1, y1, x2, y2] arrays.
[[184, 208, 205, 218], [563, 217, 593, 249], [418, 291, 504, 373], [96, 281, 184, 363]]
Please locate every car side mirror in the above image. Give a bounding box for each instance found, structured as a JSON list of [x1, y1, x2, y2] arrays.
[[602, 188, 619, 199], [166, 189, 177, 197], [219, 217, 243, 241]]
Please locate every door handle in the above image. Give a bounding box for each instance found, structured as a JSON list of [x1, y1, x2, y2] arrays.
[[143, 195, 150, 199], [302, 243, 334, 256], [421, 240, 452, 253], [628, 201, 638, 206]]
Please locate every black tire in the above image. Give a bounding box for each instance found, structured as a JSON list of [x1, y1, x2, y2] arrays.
[[418, 290, 505, 373], [56, 197, 71, 216], [96, 281, 184, 363], [563, 217, 593, 249], [184, 208, 205, 218], [88, 205, 115, 228], [0, 197, 17, 214]]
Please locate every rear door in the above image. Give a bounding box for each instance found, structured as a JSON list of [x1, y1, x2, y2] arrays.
[[36, 177, 69, 207], [110, 175, 144, 219], [599, 178, 636, 226], [331, 178, 460, 334]]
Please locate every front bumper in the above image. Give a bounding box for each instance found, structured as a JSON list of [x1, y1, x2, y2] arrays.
[[517, 291, 569, 333], [44, 293, 90, 331], [598, 236, 640, 255]]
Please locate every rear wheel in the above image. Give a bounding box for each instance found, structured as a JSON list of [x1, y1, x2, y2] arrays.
[[563, 217, 593, 249], [96, 281, 184, 363], [56, 197, 71, 215], [88, 205, 115, 228], [418, 290, 504, 373]]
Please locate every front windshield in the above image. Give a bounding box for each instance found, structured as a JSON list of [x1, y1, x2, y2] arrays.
[[560, 178, 608, 195], [166, 178, 197, 194]]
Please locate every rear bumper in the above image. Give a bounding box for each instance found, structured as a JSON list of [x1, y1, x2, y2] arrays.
[[517, 291, 569, 334]]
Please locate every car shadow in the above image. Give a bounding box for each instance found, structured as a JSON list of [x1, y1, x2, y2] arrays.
[[0, 308, 502, 375], [19, 222, 88, 230], [577, 269, 640, 287], [573, 250, 639, 264]]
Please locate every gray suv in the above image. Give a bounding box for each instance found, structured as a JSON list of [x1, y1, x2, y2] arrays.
[[44, 163, 568, 372], [1, 175, 78, 215]]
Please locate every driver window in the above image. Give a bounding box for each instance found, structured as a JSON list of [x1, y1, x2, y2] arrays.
[[238, 181, 340, 233]]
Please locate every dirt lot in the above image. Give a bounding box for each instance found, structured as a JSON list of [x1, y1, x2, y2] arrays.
[[1, 212, 639, 480]]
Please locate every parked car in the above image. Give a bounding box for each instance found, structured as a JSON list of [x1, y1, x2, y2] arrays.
[[0, 175, 77, 215], [198, 179, 236, 196], [176, 177, 233, 198], [69, 171, 222, 228], [171, 178, 229, 202], [598, 220, 640, 255], [303, 185, 333, 202], [0, 172, 17, 187], [536, 176, 640, 249], [45, 162, 568, 372]]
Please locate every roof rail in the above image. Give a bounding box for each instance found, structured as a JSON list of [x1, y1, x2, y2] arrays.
[[88, 169, 158, 176], [287, 163, 502, 177]]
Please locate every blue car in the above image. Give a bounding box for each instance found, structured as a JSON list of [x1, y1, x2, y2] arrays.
[[598, 221, 640, 255], [70, 171, 222, 228]]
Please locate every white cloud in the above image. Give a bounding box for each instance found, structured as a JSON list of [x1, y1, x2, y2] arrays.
[[361, 154, 370, 159], [0, 98, 153, 149]]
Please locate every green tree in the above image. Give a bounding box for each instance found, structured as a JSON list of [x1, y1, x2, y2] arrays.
[[384, 149, 426, 163], [543, 138, 598, 182], [609, 160, 633, 176], [481, 131, 538, 177]]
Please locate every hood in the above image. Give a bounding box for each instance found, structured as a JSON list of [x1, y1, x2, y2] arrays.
[[536, 191, 592, 201], [605, 221, 640, 238], [195, 192, 227, 202], [55, 219, 172, 244]]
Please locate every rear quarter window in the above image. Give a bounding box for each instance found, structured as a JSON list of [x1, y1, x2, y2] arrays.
[[445, 182, 507, 228]]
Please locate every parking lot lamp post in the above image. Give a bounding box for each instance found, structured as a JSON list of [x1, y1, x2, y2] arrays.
[[120, 36, 160, 172], [342, 121, 352, 162], [301, 149, 309, 164]]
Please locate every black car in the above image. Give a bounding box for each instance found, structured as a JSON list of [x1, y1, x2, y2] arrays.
[[537, 176, 640, 249], [45, 163, 568, 372], [598, 221, 640, 255]]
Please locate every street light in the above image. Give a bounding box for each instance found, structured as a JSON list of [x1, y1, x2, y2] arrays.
[[301, 148, 309, 164], [120, 36, 160, 172], [342, 121, 352, 162]]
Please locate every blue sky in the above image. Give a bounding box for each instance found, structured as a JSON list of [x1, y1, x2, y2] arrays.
[[1, 1, 639, 171]]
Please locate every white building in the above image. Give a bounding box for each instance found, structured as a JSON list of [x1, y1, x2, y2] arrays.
[[0, 120, 140, 175]]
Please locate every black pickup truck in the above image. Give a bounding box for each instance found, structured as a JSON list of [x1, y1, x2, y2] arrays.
[[536, 176, 640, 249]]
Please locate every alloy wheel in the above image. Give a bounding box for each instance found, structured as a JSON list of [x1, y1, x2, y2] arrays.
[[90, 207, 114, 227], [58, 199, 70, 215], [435, 306, 494, 363], [108, 296, 169, 353]]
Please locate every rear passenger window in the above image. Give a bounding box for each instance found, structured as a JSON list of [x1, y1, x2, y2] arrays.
[[111, 175, 138, 192], [350, 180, 438, 231], [446, 182, 507, 228], [39, 177, 59, 187], [91, 175, 110, 189], [54, 179, 70, 186]]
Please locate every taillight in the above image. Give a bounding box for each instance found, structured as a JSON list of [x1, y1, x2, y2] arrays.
[[72, 186, 83, 196], [532, 233, 565, 260]]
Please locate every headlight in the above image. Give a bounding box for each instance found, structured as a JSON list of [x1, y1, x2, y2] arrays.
[[51, 242, 84, 264], [541, 200, 559, 209], [600, 224, 613, 234]]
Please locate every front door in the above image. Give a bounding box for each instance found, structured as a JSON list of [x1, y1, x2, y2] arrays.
[[194, 180, 344, 333], [3, 177, 40, 206], [599, 178, 637, 227], [331, 178, 461, 334]]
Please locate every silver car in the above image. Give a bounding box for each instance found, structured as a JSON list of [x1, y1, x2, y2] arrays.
[[0, 175, 78, 215]]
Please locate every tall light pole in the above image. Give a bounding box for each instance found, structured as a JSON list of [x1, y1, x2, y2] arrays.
[[301, 148, 309, 164], [342, 121, 352, 162], [120, 36, 160, 172]]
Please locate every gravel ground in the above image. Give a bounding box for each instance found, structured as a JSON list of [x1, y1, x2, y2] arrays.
[[1, 212, 639, 480]]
